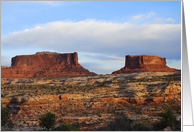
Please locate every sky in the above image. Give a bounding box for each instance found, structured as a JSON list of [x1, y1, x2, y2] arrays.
[[1, 1, 181, 74]]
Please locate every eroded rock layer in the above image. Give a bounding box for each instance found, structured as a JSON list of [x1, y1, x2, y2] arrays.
[[1, 52, 96, 78], [112, 55, 179, 74], [1, 72, 181, 130]]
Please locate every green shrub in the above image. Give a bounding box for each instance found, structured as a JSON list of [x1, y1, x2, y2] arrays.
[[1, 108, 14, 130], [54, 122, 80, 131], [63, 88, 67, 91], [57, 89, 60, 93], [105, 112, 133, 131], [153, 104, 176, 130], [39, 112, 56, 130], [132, 122, 152, 131]]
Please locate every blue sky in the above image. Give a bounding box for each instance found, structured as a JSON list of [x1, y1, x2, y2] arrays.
[[1, 1, 181, 74]]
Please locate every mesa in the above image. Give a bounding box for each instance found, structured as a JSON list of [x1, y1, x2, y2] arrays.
[[1, 52, 181, 131]]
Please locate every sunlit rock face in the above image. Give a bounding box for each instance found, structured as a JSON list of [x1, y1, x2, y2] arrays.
[[112, 55, 179, 74], [1, 52, 96, 78], [11, 52, 79, 68]]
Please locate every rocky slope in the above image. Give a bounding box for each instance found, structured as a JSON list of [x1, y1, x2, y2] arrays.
[[112, 55, 179, 74], [1, 52, 96, 78], [1, 71, 181, 131]]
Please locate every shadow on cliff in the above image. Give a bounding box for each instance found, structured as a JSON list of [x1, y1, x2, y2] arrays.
[[115, 85, 138, 103], [6, 97, 27, 116], [118, 82, 170, 105], [143, 83, 169, 105], [146, 83, 169, 95]]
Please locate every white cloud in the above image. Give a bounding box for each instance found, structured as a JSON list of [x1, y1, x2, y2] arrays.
[[132, 14, 145, 20], [132, 12, 155, 20], [80, 52, 124, 64], [79, 52, 125, 74], [1, 56, 11, 66], [1, 19, 181, 60], [146, 11, 156, 18], [166, 18, 175, 22], [153, 17, 164, 23], [29, 1, 62, 6], [153, 17, 176, 23], [166, 59, 181, 69]]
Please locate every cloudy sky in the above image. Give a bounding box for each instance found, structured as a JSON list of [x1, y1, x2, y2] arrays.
[[1, 1, 181, 74]]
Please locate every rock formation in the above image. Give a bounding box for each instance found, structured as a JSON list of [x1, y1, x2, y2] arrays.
[[1, 72, 181, 130], [112, 55, 179, 74], [1, 52, 96, 78]]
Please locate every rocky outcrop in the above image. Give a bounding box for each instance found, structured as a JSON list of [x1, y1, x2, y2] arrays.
[[11, 51, 79, 68], [1, 52, 96, 78], [112, 55, 179, 74], [1, 72, 181, 130]]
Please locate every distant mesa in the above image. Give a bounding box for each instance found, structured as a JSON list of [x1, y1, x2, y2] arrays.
[[112, 54, 180, 74], [1, 51, 96, 78]]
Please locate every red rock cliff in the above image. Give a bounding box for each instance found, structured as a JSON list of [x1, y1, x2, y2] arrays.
[[11, 52, 79, 68], [1, 52, 96, 78], [112, 55, 179, 74]]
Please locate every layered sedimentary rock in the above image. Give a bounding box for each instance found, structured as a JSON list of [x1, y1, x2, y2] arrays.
[[1, 52, 96, 78], [112, 55, 179, 74], [11, 51, 79, 68]]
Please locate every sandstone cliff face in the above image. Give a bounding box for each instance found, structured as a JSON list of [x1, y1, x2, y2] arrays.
[[1, 52, 96, 78], [112, 55, 179, 74], [11, 52, 79, 68]]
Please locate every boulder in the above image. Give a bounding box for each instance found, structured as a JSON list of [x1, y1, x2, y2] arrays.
[[163, 126, 172, 131]]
